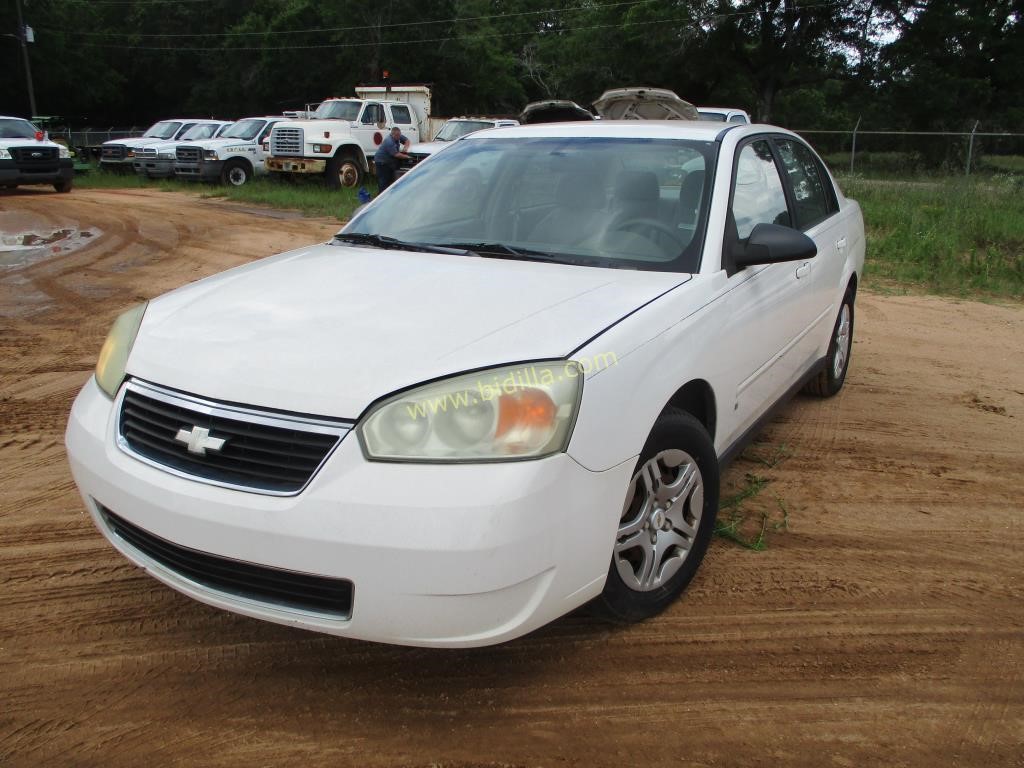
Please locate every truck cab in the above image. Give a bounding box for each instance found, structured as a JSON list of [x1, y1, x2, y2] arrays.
[[133, 121, 234, 179], [100, 119, 201, 173], [0, 115, 74, 193], [266, 85, 431, 189], [175, 117, 282, 186]]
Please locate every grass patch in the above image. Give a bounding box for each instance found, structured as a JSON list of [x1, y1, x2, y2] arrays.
[[75, 167, 362, 222], [839, 174, 1024, 299], [715, 472, 773, 551]]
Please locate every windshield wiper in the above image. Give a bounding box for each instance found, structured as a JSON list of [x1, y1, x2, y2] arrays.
[[332, 233, 469, 255], [444, 241, 605, 267]]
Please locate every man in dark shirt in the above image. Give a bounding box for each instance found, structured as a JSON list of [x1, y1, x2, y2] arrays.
[[373, 127, 411, 193]]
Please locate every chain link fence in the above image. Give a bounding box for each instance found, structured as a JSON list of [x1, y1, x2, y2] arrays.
[[796, 123, 1024, 177]]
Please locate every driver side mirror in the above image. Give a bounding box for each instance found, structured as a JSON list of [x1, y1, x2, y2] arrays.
[[734, 223, 816, 268]]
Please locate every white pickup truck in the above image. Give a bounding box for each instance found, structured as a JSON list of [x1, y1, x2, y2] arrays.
[[266, 85, 431, 189], [175, 117, 282, 186]]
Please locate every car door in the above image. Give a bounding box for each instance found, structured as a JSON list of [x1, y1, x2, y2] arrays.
[[719, 137, 819, 440], [773, 137, 847, 336]]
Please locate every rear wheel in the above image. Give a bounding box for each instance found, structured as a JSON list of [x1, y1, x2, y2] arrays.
[[326, 153, 362, 189], [54, 178, 73, 193], [594, 409, 719, 622], [220, 159, 251, 187], [803, 289, 854, 397]]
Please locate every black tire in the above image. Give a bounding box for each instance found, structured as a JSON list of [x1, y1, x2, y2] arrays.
[[594, 409, 719, 623], [803, 288, 855, 397], [54, 178, 73, 193], [326, 152, 363, 190], [220, 159, 251, 187]]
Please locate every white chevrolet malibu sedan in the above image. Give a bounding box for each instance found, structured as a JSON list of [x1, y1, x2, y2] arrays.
[[66, 121, 864, 647]]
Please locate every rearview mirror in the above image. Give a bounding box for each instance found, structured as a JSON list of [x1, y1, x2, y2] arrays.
[[734, 223, 817, 268]]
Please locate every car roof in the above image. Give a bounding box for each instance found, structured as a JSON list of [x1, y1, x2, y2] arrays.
[[470, 119, 750, 141]]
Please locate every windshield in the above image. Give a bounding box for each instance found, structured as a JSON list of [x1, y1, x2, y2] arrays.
[[220, 119, 266, 140], [345, 136, 716, 272], [312, 101, 362, 121], [0, 118, 37, 139], [181, 124, 220, 141], [697, 111, 726, 122], [143, 121, 182, 139], [434, 120, 494, 142]]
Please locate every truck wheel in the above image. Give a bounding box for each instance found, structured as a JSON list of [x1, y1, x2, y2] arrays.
[[327, 154, 362, 189], [221, 159, 251, 187], [54, 178, 73, 193]]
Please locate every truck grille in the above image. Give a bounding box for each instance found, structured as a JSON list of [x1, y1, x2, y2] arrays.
[[137, 147, 157, 158], [98, 505, 354, 619], [10, 146, 59, 165], [176, 146, 201, 162], [102, 144, 127, 161], [117, 379, 352, 495], [271, 127, 303, 156]]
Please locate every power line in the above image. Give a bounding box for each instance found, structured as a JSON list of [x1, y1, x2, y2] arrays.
[[43, 0, 656, 37], [72, 1, 845, 52]]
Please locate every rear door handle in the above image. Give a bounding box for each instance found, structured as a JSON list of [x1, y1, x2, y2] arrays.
[[795, 262, 811, 279]]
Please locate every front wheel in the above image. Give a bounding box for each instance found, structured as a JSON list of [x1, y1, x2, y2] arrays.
[[54, 178, 73, 193], [594, 409, 719, 623], [326, 154, 362, 189], [803, 289, 854, 397], [220, 159, 251, 187]]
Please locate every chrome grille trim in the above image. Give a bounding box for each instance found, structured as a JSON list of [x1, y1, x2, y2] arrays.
[[271, 126, 303, 156], [115, 378, 353, 496], [176, 146, 201, 162]]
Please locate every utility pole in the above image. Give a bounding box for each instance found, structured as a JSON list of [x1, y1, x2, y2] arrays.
[[14, 0, 37, 117]]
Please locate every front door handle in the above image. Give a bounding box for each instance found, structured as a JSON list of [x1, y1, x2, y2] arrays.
[[795, 262, 811, 279], [836, 237, 848, 252]]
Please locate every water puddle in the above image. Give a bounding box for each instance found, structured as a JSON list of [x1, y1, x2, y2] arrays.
[[0, 227, 101, 267]]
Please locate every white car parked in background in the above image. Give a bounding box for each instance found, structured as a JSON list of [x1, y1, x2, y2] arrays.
[[132, 120, 234, 179], [175, 117, 282, 186], [66, 120, 864, 647], [402, 117, 519, 173]]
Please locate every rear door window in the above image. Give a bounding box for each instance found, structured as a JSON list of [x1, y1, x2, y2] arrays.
[[774, 139, 835, 229]]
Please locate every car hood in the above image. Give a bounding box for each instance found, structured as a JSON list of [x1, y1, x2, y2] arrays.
[[106, 137, 166, 148], [0, 138, 62, 149], [190, 137, 255, 150], [592, 88, 699, 120], [127, 243, 689, 418], [274, 119, 354, 137], [519, 101, 596, 124], [408, 140, 452, 156]]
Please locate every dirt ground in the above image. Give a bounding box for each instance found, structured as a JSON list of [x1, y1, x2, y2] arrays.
[[1, 188, 1021, 768]]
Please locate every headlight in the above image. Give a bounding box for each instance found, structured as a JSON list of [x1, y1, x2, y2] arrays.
[[126, 149, 135, 158], [58, 145, 70, 159], [158, 151, 174, 159], [203, 150, 219, 160], [359, 361, 582, 462], [95, 302, 148, 398], [0, 148, 11, 160]]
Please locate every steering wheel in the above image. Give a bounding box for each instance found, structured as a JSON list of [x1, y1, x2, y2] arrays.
[[610, 218, 686, 253]]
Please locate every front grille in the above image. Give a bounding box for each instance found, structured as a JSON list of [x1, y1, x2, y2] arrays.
[[271, 126, 303, 156], [118, 380, 350, 495], [102, 144, 126, 161], [99, 506, 353, 618], [10, 146, 59, 165], [137, 147, 157, 158], [176, 146, 201, 162]]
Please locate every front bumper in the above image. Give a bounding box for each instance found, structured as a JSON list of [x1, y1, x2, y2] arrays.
[[174, 159, 223, 182], [266, 156, 327, 174], [0, 158, 73, 185], [65, 377, 631, 647], [133, 158, 175, 178]]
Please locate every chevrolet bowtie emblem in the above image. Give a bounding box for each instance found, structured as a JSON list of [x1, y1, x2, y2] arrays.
[[175, 426, 227, 455]]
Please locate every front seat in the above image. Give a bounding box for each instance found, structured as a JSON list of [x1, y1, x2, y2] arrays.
[[677, 170, 705, 226], [529, 173, 607, 247]]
